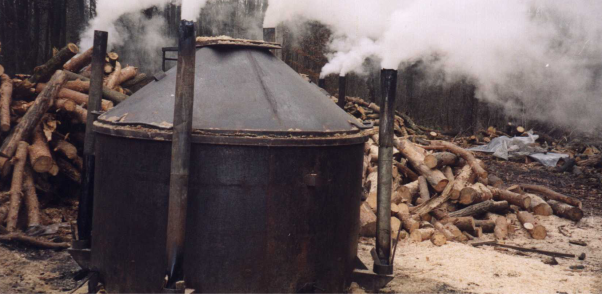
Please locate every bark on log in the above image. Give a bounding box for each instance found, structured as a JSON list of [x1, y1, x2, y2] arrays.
[[487, 175, 503, 188], [520, 184, 582, 209], [27, 44, 78, 85], [448, 200, 509, 218], [394, 160, 419, 182], [547, 200, 584, 222], [443, 217, 476, 235], [424, 152, 459, 169], [23, 166, 40, 227], [450, 165, 474, 200], [64, 79, 90, 93], [411, 179, 455, 218], [395, 139, 448, 191], [517, 211, 547, 239], [0, 74, 13, 132], [28, 125, 53, 173], [6, 142, 28, 231], [54, 99, 77, 112], [409, 228, 435, 242], [64, 71, 128, 104], [35, 83, 113, 111], [490, 214, 508, 240], [444, 223, 467, 241], [0, 64, 3, 76], [56, 158, 81, 183], [526, 193, 553, 216], [117, 66, 138, 86], [395, 212, 420, 233], [121, 73, 150, 91], [474, 219, 495, 233], [394, 180, 419, 204], [52, 140, 78, 159], [459, 183, 493, 205], [434, 221, 456, 240], [105, 61, 122, 89], [416, 176, 430, 205], [0, 71, 66, 171], [443, 166, 454, 182], [63, 47, 93, 73], [0, 233, 70, 249], [431, 141, 488, 183], [359, 203, 377, 237], [490, 188, 531, 210]]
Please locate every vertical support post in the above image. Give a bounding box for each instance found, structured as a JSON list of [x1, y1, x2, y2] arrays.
[[77, 30, 107, 246], [165, 20, 196, 290], [374, 69, 397, 275], [338, 75, 347, 109], [318, 78, 326, 89]]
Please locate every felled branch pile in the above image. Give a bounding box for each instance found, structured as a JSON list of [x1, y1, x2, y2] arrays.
[[346, 98, 586, 247], [0, 44, 147, 248]]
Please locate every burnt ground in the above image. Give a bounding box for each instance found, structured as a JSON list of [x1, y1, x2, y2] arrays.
[[0, 153, 600, 293]]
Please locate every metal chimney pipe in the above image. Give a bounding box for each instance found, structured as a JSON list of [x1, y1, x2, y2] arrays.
[[77, 30, 107, 246], [338, 75, 347, 109], [318, 78, 326, 89], [374, 69, 398, 275], [165, 20, 196, 290]]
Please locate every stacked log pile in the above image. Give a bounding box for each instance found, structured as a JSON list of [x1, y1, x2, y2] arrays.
[[344, 97, 586, 246], [0, 44, 148, 247]]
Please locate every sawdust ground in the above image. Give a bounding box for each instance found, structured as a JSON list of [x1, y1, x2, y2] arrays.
[[357, 215, 602, 294]]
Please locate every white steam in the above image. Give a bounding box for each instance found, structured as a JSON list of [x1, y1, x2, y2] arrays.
[[264, 0, 602, 130], [181, 0, 209, 21]]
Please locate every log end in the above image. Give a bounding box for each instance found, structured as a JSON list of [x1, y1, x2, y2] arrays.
[[532, 225, 547, 240], [31, 157, 53, 174], [67, 43, 80, 54], [532, 204, 553, 217], [433, 179, 450, 193], [430, 232, 447, 246], [424, 155, 437, 169], [459, 187, 478, 205]]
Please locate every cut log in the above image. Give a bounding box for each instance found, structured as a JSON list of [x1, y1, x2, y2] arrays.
[[0, 71, 66, 169], [450, 165, 473, 200], [395, 212, 420, 233], [424, 152, 458, 169], [493, 216, 508, 240], [391, 217, 402, 240], [27, 44, 78, 86], [444, 223, 467, 241], [35, 83, 113, 111], [409, 228, 435, 242], [23, 166, 40, 227], [430, 232, 447, 246], [459, 183, 493, 205], [104, 63, 114, 74], [443, 217, 476, 235], [487, 175, 503, 188], [443, 166, 454, 182], [394, 180, 419, 204], [64, 79, 90, 93], [526, 193, 553, 216], [64, 70, 129, 104], [547, 200, 584, 222], [28, 124, 53, 173], [474, 219, 495, 233], [105, 61, 122, 89], [0, 74, 13, 132], [394, 160, 419, 182], [54, 99, 77, 112], [107, 52, 119, 62], [431, 209, 448, 220], [56, 158, 81, 183], [0, 64, 3, 76], [517, 211, 547, 240], [117, 66, 138, 86], [121, 73, 151, 91], [63, 47, 93, 73], [395, 139, 449, 192], [448, 200, 509, 217], [52, 140, 78, 159], [411, 179, 455, 218], [359, 203, 377, 237], [520, 184, 582, 209], [416, 176, 430, 205], [431, 141, 488, 183], [434, 221, 455, 240], [490, 187, 531, 210], [6, 141, 29, 231], [0, 233, 70, 249]]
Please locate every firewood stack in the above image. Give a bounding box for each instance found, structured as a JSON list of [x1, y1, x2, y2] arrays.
[[343, 97, 585, 246], [0, 43, 149, 246]]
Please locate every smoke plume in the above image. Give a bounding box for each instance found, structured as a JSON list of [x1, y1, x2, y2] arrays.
[[264, 0, 602, 131]]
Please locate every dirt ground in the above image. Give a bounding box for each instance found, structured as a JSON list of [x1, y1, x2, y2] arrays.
[[0, 153, 600, 293]]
